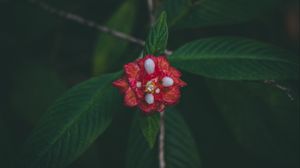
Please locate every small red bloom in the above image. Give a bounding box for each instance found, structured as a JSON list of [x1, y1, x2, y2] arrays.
[[113, 55, 186, 113]]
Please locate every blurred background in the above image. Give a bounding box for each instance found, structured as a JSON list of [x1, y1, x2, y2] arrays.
[[0, 0, 299, 168]]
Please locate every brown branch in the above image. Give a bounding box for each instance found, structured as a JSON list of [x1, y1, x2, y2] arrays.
[[165, 50, 173, 55], [28, 0, 145, 46], [263, 80, 294, 101], [28, 0, 173, 56], [147, 0, 155, 25], [159, 111, 166, 168]]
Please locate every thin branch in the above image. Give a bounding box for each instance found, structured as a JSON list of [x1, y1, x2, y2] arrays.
[[147, 0, 155, 25], [263, 80, 294, 101], [165, 50, 173, 56], [28, 0, 174, 56], [159, 111, 166, 168], [28, 0, 145, 46]]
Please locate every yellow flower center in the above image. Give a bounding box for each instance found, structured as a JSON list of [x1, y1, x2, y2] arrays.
[[145, 81, 156, 93]]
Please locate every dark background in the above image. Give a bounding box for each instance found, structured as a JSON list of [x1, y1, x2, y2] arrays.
[[0, 0, 299, 168]]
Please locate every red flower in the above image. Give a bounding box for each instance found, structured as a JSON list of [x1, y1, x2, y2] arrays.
[[113, 55, 186, 113]]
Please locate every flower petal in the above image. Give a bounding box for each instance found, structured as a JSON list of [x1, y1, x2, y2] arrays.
[[156, 56, 170, 72], [124, 88, 138, 107], [162, 87, 180, 105], [173, 78, 187, 87], [115, 54, 186, 113], [112, 78, 129, 93], [139, 101, 156, 113], [169, 67, 182, 78], [124, 62, 140, 79]]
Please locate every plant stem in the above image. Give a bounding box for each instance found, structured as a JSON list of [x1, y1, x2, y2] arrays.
[[147, 0, 155, 25], [159, 111, 166, 168], [28, 0, 145, 46], [263, 80, 294, 101]]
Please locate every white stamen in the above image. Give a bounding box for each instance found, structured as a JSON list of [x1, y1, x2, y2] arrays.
[[155, 88, 160, 94], [162, 76, 174, 87], [145, 94, 154, 104], [136, 81, 142, 88], [144, 58, 155, 74]]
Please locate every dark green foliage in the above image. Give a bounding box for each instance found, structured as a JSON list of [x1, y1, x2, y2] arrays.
[[19, 72, 122, 168], [144, 12, 168, 56], [1, 0, 299, 168], [126, 108, 202, 168], [161, 0, 283, 28], [126, 114, 158, 168], [207, 80, 299, 167], [169, 37, 299, 80], [92, 0, 137, 75], [138, 112, 160, 148]]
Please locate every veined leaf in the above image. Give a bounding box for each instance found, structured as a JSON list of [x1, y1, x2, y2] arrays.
[[161, 0, 283, 29], [138, 112, 160, 148], [145, 12, 168, 56], [20, 72, 122, 168], [92, 0, 137, 75], [169, 37, 299, 80], [126, 108, 202, 168]]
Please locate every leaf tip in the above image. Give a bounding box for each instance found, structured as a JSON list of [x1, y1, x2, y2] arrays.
[[157, 11, 167, 23]]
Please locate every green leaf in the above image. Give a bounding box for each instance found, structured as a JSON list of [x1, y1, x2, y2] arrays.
[[206, 80, 299, 165], [138, 112, 160, 148], [169, 37, 299, 80], [162, 0, 283, 29], [92, 0, 137, 75], [20, 72, 122, 168], [144, 12, 168, 56], [126, 108, 202, 168]]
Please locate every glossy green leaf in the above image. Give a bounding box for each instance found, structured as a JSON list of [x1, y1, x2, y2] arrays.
[[144, 12, 168, 55], [126, 108, 202, 168], [92, 0, 137, 75], [20, 72, 122, 168], [169, 37, 299, 80], [161, 0, 283, 29], [138, 112, 160, 148]]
